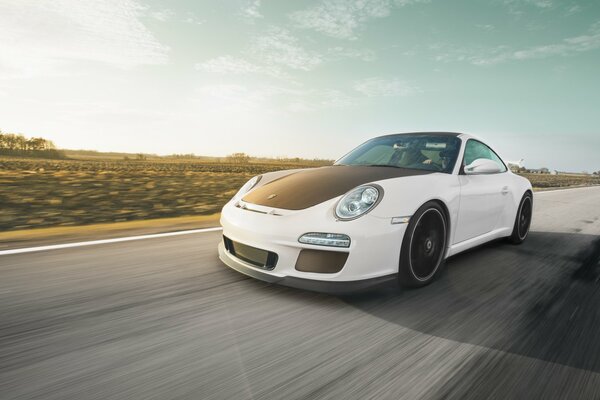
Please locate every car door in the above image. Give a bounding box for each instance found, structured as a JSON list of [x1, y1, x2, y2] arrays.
[[454, 139, 511, 244]]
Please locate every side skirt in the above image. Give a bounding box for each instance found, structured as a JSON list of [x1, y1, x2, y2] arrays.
[[446, 227, 512, 257]]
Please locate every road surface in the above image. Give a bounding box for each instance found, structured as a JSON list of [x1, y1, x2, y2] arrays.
[[1, 187, 600, 399]]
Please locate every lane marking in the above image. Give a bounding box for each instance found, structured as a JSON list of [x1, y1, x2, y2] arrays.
[[0, 227, 223, 256]]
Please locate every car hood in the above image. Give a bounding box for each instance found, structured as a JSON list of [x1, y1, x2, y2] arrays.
[[242, 165, 434, 210]]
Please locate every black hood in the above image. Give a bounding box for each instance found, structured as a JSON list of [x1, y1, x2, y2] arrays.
[[242, 165, 433, 210]]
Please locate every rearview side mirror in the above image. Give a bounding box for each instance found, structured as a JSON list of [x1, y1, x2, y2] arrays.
[[464, 158, 502, 175]]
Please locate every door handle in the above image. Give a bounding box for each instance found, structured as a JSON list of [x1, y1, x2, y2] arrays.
[[501, 186, 509, 195]]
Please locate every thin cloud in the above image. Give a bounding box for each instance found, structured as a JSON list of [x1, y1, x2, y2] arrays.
[[470, 22, 600, 65], [475, 24, 495, 31], [317, 89, 358, 109], [525, 0, 553, 8], [150, 9, 203, 25], [194, 83, 357, 115], [194, 55, 288, 79], [151, 9, 175, 22], [0, 0, 169, 77], [195, 84, 274, 112], [197, 28, 377, 79], [197, 30, 377, 78], [287, 89, 358, 112], [183, 12, 204, 25], [241, 0, 263, 21], [565, 4, 581, 15], [249, 26, 323, 71], [501, 0, 554, 15], [289, 0, 428, 40], [353, 77, 420, 97], [196, 56, 263, 74], [328, 46, 377, 61]]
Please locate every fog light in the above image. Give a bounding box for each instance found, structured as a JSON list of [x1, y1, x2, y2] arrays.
[[298, 233, 351, 248]]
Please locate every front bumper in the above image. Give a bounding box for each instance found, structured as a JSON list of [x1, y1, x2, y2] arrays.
[[218, 242, 397, 294], [218, 197, 408, 292]]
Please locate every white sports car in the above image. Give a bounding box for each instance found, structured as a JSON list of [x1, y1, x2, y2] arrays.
[[218, 132, 532, 292]]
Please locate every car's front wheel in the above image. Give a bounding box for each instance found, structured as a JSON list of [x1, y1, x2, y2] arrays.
[[398, 201, 448, 288]]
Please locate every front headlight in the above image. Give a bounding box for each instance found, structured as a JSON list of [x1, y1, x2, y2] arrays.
[[234, 175, 262, 198], [335, 185, 382, 220]]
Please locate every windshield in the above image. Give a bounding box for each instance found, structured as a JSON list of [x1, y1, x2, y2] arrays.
[[335, 134, 461, 174]]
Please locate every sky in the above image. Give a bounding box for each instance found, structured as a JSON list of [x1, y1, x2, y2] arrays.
[[0, 0, 599, 172]]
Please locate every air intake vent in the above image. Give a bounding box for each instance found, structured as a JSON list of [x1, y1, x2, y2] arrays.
[[223, 236, 278, 270]]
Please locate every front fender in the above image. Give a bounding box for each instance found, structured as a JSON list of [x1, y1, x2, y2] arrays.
[[370, 173, 461, 221]]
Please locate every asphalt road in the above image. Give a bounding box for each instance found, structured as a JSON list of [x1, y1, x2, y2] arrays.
[[1, 187, 600, 400]]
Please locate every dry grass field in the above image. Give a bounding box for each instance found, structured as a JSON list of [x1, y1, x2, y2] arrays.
[[1, 157, 597, 232], [0, 157, 328, 231]]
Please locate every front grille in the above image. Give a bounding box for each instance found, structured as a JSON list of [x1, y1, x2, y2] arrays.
[[223, 236, 278, 270]]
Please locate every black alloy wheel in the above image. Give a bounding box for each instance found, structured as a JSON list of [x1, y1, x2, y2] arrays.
[[399, 201, 447, 287]]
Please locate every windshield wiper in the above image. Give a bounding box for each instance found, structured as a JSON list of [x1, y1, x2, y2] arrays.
[[336, 163, 407, 168], [361, 164, 404, 168]]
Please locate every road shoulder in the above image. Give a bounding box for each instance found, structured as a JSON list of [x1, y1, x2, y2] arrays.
[[0, 213, 221, 250]]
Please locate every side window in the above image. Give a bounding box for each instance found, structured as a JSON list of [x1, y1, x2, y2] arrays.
[[463, 140, 507, 172]]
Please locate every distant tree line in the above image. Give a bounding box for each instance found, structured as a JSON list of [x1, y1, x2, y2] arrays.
[[0, 131, 66, 159], [225, 152, 333, 165], [227, 152, 251, 164]]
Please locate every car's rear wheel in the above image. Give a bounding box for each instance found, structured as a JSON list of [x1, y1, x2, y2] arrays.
[[398, 201, 447, 288], [509, 192, 532, 244]]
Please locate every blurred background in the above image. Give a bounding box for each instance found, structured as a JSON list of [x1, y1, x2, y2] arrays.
[[1, 0, 600, 238], [0, 130, 598, 235]]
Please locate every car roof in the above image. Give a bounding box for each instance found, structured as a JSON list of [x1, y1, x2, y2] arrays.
[[375, 131, 465, 139], [374, 131, 483, 142]]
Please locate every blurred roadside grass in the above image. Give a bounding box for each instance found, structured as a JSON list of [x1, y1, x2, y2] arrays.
[[0, 157, 327, 232], [0, 214, 222, 249], [1, 157, 598, 234]]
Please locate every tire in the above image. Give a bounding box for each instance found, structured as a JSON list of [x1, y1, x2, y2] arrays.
[[398, 201, 448, 288], [509, 192, 533, 244]]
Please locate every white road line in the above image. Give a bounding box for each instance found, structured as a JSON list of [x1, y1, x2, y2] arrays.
[[0, 227, 223, 256]]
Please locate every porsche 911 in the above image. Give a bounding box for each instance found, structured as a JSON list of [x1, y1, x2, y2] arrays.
[[218, 132, 532, 291]]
